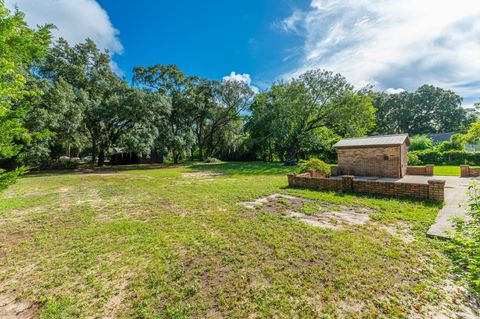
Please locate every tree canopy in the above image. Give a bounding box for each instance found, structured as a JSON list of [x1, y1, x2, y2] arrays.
[[373, 85, 471, 135], [0, 2, 51, 188], [248, 70, 375, 164]]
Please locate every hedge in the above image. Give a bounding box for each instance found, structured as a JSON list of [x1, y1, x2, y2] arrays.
[[411, 150, 480, 166]]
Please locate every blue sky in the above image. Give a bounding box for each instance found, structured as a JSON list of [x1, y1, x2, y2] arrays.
[[97, 0, 310, 87], [5, 0, 480, 106]]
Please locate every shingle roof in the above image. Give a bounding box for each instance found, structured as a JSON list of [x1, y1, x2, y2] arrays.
[[333, 134, 410, 148], [427, 132, 456, 143]]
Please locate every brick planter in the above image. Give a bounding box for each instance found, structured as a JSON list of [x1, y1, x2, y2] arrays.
[[406, 164, 434, 176], [460, 165, 480, 177], [287, 173, 445, 201]]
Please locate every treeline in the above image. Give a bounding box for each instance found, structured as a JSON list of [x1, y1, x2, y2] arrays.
[[1, 3, 479, 181]]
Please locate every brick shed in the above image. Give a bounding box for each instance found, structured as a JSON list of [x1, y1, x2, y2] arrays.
[[333, 134, 410, 178]]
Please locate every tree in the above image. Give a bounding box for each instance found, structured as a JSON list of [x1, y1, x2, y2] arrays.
[[39, 39, 170, 166], [133, 64, 197, 164], [409, 135, 433, 151], [248, 69, 376, 165], [203, 79, 253, 158], [0, 2, 51, 188], [373, 85, 470, 135]]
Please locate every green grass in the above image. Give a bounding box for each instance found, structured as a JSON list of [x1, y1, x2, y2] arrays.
[[434, 165, 480, 176], [434, 166, 460, 176], [0, 162, 454, 318]]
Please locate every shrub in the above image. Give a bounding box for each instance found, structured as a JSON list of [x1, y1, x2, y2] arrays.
[[409, 135, 433, 151], [298, 158, 331, 176], [0, 167, 28, 192], [38, 157, 80, 169], [407, 152, 423, 166], [204, 157, 221, 163], [410, 150, 480, 166], [447, 182, 480, 295]]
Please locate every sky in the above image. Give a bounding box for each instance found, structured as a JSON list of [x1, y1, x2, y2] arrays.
[[5, 0, 480, 106]]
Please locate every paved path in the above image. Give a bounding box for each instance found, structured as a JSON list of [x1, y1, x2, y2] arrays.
[[426, 176, 473, 239]]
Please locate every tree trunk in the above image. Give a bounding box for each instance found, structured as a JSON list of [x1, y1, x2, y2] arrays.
[[91, 140, 97, 164], [198, 144, 204, 161], [98, 149, 105, 167], [172, 149, 178, 164], [284, 146, 297, 166]]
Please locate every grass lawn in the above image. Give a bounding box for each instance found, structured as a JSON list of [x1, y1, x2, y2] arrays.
[[434, 165, 480, 176], [0, 162, 461, 318], [434, 166, 461, 176]]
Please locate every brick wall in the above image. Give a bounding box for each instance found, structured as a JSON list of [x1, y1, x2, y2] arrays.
[[336, 146, 402, 178], [460, 165, 480, 177], [287, 173, 445, 201], [406, 165, 434, 176]]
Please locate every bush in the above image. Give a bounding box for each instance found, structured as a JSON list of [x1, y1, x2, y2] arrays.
[[407, 152, 423, 166], [298, 158, 331, 176], [204, 157, 221, 163], [410, 150, 480, 166], [38, 157, 80, 169], [447, 182, 480, 295], [409, 135, 433, 151], [0, 167, 28, 192]]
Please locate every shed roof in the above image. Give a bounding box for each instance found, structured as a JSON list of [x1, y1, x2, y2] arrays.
[[333, 134, 410, 148]]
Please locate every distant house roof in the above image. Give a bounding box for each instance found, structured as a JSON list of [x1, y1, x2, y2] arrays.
[[333, 134, 410, 148], [427, 132, 456, 143]]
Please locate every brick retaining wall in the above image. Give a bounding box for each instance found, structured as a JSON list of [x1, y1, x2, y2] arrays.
[[406, 164, 434, 176], [333, 165, 434, 176], [287, 173, 445, 201], [460, 165, 480, 177]]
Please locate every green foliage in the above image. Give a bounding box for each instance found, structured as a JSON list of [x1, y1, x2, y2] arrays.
[[247, 69, 375, 165], [0, 166, 27, 191], [447, 182, 480, 295], [373, 85, 471, 135], [434, 134, 465, 152], [409, 135, 433, 151], [0, 2, 51, 189], [298, 158, 331, 176], [410, 150, 480, 165], [466, 118, 480, 145], [407, 152, 422, 166]]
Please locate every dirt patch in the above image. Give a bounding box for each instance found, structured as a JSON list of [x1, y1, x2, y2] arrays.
[[103, 279, 129, 317], [285, 210, 370, 229], [239, 194, 373, 230], [420, 280, 480, 319], [0, 293, 37, 319], [182, 172, 226, 178], [380, 224, 415, 244]]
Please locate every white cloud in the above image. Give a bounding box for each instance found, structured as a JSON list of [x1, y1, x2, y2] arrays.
[[5, 0, 123, 55], [385, 88, 405, 95], [280, 0, 480, 104], [223, 72, 260, 94], [280, 9, 305, 34]]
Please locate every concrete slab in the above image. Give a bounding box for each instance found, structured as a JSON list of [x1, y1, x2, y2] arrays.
[[426, 176, 475, 239], [332, 174, 475, 238]]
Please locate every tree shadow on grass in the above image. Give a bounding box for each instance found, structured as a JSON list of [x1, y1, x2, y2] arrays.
[[23, 163, 190, 178]]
